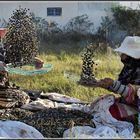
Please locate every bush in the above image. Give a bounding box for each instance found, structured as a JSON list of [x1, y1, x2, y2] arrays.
[[31, 13, 64, 44], [64, 14, 94, 43], [111, 5, 140, 35]]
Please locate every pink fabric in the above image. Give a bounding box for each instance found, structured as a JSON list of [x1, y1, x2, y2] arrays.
[[124, 85, 136, 104], [109, 84, 138, 121], [0, 28, 7, 38]]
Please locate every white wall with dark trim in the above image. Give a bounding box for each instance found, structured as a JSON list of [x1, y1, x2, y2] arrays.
[[0, 1, 139, 31]]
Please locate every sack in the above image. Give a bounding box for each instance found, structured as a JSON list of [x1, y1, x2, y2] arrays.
[[0, 120, 44, 138], [63, 126, 119, 138]]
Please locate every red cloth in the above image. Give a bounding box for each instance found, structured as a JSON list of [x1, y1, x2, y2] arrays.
[[109, 103, 122, 120], [109, 103, 137, 123], [0, 28, 7, 38], [109, 84, 138, 121], [109, 98, 137, 123]]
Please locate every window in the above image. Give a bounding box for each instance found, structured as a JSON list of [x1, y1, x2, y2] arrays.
[[47, 7, 62, 16]]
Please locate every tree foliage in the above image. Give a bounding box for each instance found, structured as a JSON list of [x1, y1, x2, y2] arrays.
[[63, 14, 94, 42], [64, 14, 94, 34], [31, 13, 62, 43], [31, 12, 49, 41], [111, 5, 140, 35]]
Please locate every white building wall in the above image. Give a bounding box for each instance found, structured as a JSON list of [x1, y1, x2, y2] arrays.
[[77, 2, 116, 31], [119, 1, 140, 9], [0, 1, 138, 31], [0, 1, 117, 30]]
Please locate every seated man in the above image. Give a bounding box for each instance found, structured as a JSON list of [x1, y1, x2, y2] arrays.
[[97, 36, 140, 122]]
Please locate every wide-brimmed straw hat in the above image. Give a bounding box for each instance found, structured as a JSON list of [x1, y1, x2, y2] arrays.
[[114, 36, 140, 59]]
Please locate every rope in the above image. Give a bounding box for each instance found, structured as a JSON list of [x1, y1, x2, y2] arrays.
[[6, 64, 53, 76]]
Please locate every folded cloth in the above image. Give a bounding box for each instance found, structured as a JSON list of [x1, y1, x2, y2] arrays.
[[40, 92, 83, 104], [21, 97, 89, 111], [21, 98, 56, 111]]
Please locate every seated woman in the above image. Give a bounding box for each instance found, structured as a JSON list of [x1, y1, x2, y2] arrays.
[[97, 36, 140, 122]]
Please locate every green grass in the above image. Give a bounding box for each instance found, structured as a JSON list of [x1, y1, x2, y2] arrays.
[[8, 51, 123, 102]]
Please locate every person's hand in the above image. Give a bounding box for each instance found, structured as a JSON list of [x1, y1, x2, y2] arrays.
[[96, 78, 114, 89]]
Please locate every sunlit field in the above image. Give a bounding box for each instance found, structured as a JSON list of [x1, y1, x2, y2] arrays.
[[9, 50, 123, 103]]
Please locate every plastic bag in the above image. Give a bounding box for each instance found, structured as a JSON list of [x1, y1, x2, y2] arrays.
[[0, 120, 44, 138]]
